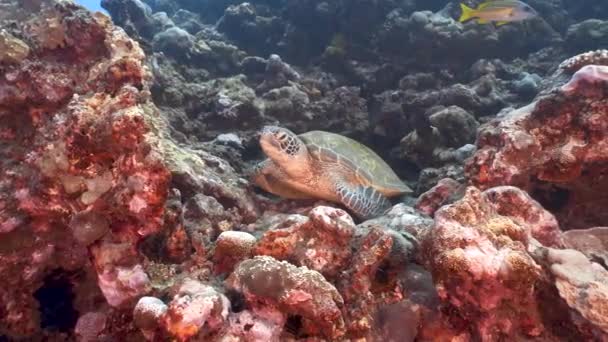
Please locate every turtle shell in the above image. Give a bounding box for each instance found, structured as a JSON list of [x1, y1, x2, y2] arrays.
[[299, 130, 412, 196]]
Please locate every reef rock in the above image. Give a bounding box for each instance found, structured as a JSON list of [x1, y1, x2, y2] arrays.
[[162, 279, 230, 341], [466, 51, 608, 229], [565, 19, 608, 53], [563, 227, 608, 267], [543, 247, 608, 336], [399, 105, 478, 168], [423, 186, 563, 340], [415, 177, 464, 217], [101, 0, 157, 40], [0, 29, 30, 64], [0, 1, 165, 336], [226, 255, 346, 340], [253, 206, 355, 279], [0, 0, 256, 338]]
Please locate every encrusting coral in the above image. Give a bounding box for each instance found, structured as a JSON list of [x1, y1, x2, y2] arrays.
[[558, 49, 608, 72], [466, 51, 608, 230], [422, 186, 563, 340], [0, 0, 168, 336]]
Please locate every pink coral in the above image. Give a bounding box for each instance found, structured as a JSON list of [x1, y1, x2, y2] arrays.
[[561, 65, 608, 94], [558, 49, 608, 72], [226, 255, 346, 340], [423, 186, 563, 339], [546, 248, 608, 335], [0, 2, 169, 337], [162, 279, 230, 341], [74, 312, 107, 342], [466, 60, 608, 229], [415, 177, 463, 216], [253, 206, 355, 278]]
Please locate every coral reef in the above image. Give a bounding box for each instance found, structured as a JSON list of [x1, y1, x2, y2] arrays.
[[0, 0, 166, 336], [423, 186, 561, 339], [2, 0, 608, 340], [544, 248, 608, 335], [0, 0, 254, 338], [226, 255, 346, 339], [100, 0, 574, 182], [420, 185, 608, 340], [466, 53, 608, 230], [563, 227, 608, 267], [253, 206, 355, 279]]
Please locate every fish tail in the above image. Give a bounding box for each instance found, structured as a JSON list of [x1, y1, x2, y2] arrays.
[[458, 3, 476, 23]]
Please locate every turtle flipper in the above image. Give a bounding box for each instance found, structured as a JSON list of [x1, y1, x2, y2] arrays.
[[251, 159, 312, 199], [335, 181, 392, 220]]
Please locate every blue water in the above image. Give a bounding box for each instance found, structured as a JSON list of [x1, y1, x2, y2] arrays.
[[74, 0, 105, 13]]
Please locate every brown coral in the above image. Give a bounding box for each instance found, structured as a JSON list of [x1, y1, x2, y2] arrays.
[[0, 29, 30, 64]]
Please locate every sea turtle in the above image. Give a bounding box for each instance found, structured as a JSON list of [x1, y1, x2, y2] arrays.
[[251, 125, 412, 220]]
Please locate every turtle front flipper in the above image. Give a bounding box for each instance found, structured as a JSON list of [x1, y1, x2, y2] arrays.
[[335, 181, 392, 220], [251, 159, 312, 199]]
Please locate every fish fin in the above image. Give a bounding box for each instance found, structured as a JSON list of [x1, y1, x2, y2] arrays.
[[477, 1, 490, 10], [496, 21, 509, 26], [477, 18, 489, 24], [458, 3, 476, 23]]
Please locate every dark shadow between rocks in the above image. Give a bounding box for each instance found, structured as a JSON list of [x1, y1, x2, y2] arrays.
[[33, 269, 79, 333], [529, 165, 608, 230], [284, 314, 304, 338], [530, 183, 571, 213]]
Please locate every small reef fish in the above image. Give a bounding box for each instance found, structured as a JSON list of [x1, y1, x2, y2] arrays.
[[458, 0, 538, 26]]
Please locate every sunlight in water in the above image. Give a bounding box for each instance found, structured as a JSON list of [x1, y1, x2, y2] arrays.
[[74, 0, 105, 13]]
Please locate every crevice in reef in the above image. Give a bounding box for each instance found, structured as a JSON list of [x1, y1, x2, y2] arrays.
[[530, 166, 608, 230], [530, 182, 571, 213], [34, 269, 79, 333], [224, 288, 246, 313], [284, 315, 304, 338]]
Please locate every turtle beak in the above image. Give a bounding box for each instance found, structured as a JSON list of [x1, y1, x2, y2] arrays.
[[259, 126, 281, 148], [259, 132, 279, 154]]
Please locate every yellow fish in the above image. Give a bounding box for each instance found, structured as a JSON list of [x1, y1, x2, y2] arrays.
[[459, 0, 538, 26]]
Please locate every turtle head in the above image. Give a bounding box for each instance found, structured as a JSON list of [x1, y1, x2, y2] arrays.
[[259, 126, 309, 175]]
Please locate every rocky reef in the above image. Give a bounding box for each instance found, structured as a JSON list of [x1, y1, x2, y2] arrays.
[[1, 0, 608, 340]]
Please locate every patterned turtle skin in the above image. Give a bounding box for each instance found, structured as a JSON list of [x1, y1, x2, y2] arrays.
[[252, 125, 412, 220]]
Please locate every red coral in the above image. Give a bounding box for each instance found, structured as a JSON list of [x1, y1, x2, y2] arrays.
[[0, 2, 170, 337]]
